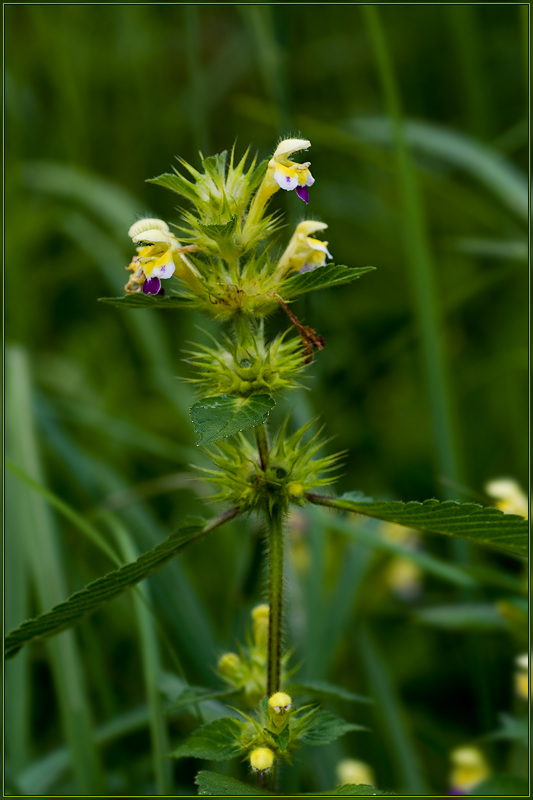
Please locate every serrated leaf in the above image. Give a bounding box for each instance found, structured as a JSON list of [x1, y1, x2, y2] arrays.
[[414, 603, 509, 631], [279, 264, 375, 299], [299, 786, 395, 796], [4, 515, 226, 658], [196, 771, 273, 796], [190, 394, 275, 445], [165, 686, 238, 713], [171, 717, 242, 761], [98, 293, 194, 310], [301, 710, 367, 746], [195, 771, 395, 796], [286, 680, 372, 704], [271, 725, 291, 752], [307, 495, 528, 558], [468, 774, 529, 795]]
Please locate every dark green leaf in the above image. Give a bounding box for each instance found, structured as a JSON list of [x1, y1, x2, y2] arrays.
[[195, 771, 395, 796], [286, 680, 372, 704], [414, 604, 509, 631], [190, 394, 275, 445], [171, 718, 242, 761], [4, 514, 236, 658], [468, 774, 529, 795], [98, 293, 194, 310], [165, 686, 238, 713], [301, 711, 367, 746], [196, 771, 273, 796], [307, 495, 528, 558], [279, 264, 375, 299]]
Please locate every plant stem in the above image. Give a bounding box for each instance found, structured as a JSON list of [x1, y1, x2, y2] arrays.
[[255, 423, 269, 472], [266, 503, 284, 696]]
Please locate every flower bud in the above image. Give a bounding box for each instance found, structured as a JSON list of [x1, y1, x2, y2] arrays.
[[218, 652, 242, 680], [268, 691, 292, 730], [514, 653, 530, 701], [250, 747, 274, 773], [252, 604, 269, 655]]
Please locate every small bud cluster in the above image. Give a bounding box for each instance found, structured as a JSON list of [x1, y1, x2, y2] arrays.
[[198, 418, 343, 513]]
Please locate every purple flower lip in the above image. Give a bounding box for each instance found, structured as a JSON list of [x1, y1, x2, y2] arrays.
[[295, 185, 309, 204], [142, 276, 162, 295]]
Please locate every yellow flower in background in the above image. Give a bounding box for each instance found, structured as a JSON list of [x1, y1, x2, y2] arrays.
[[336, 759, 375, 787], [275, 220, 332, 281], [449, 747, 490, 795], [384, 557, 422, 600], [485, 478, 528, 518], [514, 653, 531, 701]]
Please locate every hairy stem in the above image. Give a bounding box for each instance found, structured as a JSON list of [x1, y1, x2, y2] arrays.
[[267, 503, 284, 696], [255, 424, 269, 472]]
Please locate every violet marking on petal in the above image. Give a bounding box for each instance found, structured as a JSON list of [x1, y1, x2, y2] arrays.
[[295, 185, 309, 204], [142, 277, 161, 295]]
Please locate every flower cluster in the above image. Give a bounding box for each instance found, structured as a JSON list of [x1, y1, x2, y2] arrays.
[[123, 138, 332, 319]]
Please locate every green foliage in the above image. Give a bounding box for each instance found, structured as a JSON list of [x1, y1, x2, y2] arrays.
[[468, 774, 529, 796], [286, 680, 372, 704], [414, 603, 510, 631], [190, 394, 276, 445], [4, 516, 211, 657], [279, 264, 376, 299], [171, 717, 243, 761], [308, 494, 528, 557], [299, 710, 367, 746], [196, 771, 273, 796], [198, 420, 342, 511], [98, 293, 195, 310], [485, 714, 529, 747], [195, 771, 396, 796]]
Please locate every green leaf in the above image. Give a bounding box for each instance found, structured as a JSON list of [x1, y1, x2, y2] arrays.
[[414, 603, 509, 631], [299, 787, 395, 797], [147, 172, 200, 203], [468, 774, 529, 796], [195, 771, 395, 796], [190, 394, 275, 445], [279, 264, 375, 299], [196, 771, 273, 796], [307, 495, 528, 558], [270, 725, 290, 752], [165, 685, 238, 713], [286, 680, 372, 704], [301, 711, 367, 746], [4, 514, 236, 658], [485, 714, 529, 747], [171, 717, 243, 761], [98, 293, 194, 310]]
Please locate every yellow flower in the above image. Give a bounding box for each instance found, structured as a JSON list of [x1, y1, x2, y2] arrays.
[[248, 138, 314, 224], [125, 218, 200, 295], [384, 557, 422, 600], [268, 691, 292, 730], [251, 604, 269, 656], [485, 478, 528, 518], [336, 759, 375, 787], [274, 221, 332, 281], [514, 653, 530, 701], [449, 747, 490, 794], [270, 138, 315, 203]]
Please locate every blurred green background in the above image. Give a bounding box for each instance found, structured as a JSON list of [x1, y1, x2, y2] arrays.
[[5, 4, 528, 797]]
